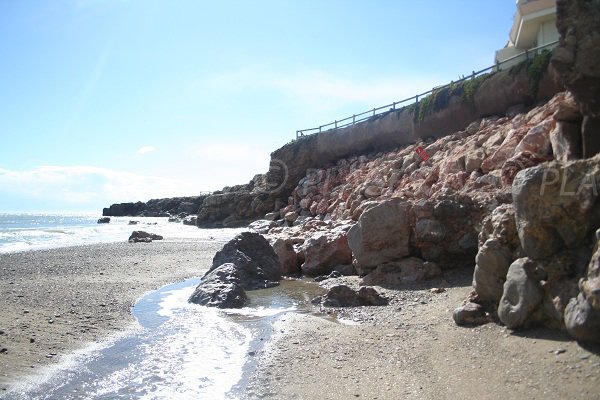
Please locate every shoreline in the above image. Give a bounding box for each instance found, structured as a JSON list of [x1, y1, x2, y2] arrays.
[[0, 240, 223, 390]]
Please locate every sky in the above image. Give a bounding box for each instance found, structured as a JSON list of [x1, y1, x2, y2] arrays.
[[0, 0, 516, 213]]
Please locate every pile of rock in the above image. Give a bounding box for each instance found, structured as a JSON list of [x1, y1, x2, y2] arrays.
[[189, 232, 281, 308]]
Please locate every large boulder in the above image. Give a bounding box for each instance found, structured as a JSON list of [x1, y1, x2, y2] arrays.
[[498, 258, 546, 330], [512, 155, 600, 260], [128, 231, 164, 243], [564, 237, 600, 344], [347, 199, 411, 274], [209, 232, 281, 290], [189, 263, 248, 308], [301, 230, 353, 276], [473, 239, 514, 303]]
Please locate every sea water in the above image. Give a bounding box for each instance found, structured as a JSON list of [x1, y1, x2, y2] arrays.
[[0, 213, 240, 254], [5, 278, 322, 399]]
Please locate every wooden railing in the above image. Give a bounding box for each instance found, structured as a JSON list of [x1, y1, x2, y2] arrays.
[[295, 40, 559, 139]]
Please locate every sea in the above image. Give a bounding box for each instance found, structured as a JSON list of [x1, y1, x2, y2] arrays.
[[0, 212, 237, 254], [0, 213, 320, 399]]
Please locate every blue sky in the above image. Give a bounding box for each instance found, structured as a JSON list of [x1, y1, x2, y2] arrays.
[[0, 0, 516, 212]]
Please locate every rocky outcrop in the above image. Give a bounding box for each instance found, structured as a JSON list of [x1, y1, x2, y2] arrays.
[[128, 231, 164, 243], [103, 196, 208, 217], [210, 232, 281, 290], [189, 232, 282, 308], [188, 263, 248, 308], [97, 217, 110, 224], [313, 284, 388, 307]]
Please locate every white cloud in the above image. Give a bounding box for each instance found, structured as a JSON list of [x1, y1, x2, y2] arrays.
[[0, 165, 199, 211], [137, 146, 156, 155], [201, 67, 442, 112]]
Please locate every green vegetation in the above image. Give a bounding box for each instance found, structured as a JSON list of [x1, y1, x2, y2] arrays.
[[413, 72, 491, 123], [527, 49, 552, 99]]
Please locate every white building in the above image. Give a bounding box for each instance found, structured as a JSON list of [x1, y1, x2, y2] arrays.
[[495, 0, 559, 69]]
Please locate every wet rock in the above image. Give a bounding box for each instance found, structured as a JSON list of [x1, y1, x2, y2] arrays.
[[498, 258, 546, 329], [319, 285, 388, 307], [189, 263, 248, 308], [453, 302, 490, 326], [301, 230, 352, 276], [210, 232, 281, 290], [361, 257, 441, 286], [128, 231, 164, 243], [347, 199, 411, 274], [97, 217, 110, 224]]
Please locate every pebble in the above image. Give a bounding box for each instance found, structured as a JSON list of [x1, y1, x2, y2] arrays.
[[555, 348, 567, 355], [0, 348, 7, 354]]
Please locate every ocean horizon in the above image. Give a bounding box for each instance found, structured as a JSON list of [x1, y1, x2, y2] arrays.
[[0, 212, 240, 254]]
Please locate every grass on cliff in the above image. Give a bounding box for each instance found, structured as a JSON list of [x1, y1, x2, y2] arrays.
[[509, 49, 553, 99], [412, 73, 491, 123]]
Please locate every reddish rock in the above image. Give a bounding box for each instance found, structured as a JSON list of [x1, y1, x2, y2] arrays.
[[301, 230, 353, 276]]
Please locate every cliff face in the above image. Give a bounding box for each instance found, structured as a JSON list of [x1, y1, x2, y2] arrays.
[[269, 56, 563, 198]]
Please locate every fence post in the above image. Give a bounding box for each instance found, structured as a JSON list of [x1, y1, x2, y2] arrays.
[[393, 102, 396, 110], [472, 70, 475, 79], [415, 94, 419, 103], [296, 130, 299, 139], [319, 126, 322, 133], [525, 49, 529, 60], [335, 120, 337, 128], [353, 115, 355, 124], [373, 108, 376, 116]]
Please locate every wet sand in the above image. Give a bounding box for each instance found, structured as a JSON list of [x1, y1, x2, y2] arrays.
[[0, 241, 222, 391]]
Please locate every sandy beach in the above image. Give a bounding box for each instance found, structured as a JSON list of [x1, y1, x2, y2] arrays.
[[245, 271, 600, 400], [0, 240, 222, 391], [1, 243, 599, 399]]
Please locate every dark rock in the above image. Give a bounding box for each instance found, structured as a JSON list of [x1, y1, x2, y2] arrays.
[[97, 217, 110, 224], [209, 232, 281, 290], [189, 263, 248, 308], [333, 264, 355, 276], [453, 302, 490, 326], [320, 285, 388, 307], [128, 220, 139, 225], [498, 258, 546, 330], [415, 219, 445, 243], [128, 231, 163, 243]]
